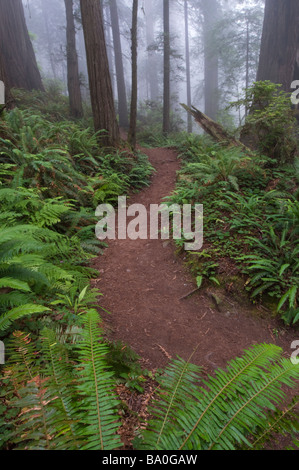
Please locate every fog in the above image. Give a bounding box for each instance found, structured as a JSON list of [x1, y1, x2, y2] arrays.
[[22, 0, 265, 130]]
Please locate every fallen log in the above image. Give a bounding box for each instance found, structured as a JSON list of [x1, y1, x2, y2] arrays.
[[180, 103, 256, 158]]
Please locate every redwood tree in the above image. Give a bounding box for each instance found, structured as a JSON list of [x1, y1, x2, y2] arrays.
[[109, 0, 129, 129], [64, 0, 83, 119], [0, 53, 14, 109], [0, 0, 44, 92], [257, 0, 299, 92], [80, 0, 119, 147], [128, 0, 139, 149]]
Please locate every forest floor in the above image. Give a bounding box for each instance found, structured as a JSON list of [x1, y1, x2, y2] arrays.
[[91, 146, 298, 448]]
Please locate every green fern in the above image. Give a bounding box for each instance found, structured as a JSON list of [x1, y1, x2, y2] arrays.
[[74, 309, 122, 450], [1, 310, 122, 450], [135, 343, 299, 450], [40, 328, 82, 450], [2, 331, 56, 450], [0, 304, 51, 333]]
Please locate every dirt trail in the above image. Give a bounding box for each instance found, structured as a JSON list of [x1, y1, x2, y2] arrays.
[[92, 147, 297, 373]]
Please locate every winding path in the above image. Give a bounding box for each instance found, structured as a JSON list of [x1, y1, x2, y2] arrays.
[[92, 147, 296, 372]]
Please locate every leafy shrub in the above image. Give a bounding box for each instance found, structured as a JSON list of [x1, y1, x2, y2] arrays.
[[231, 81, 298, 163]]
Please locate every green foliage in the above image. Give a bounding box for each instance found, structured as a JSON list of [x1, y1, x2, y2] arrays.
[[178, 146, 252, 191], [0, 310, 121, 450], [0, 102, 153, 337], [170, 133, 299, 323], [1, 318, 298, 450], [75, 310, 122, 450], [240, 227, 299, 324], [1, 88, 298, 451], [230, 81, 298, 163], [106, 341, 149, 393], [136, 100, 185, 147], [12, 87, 71, 122], [135, 344, 299, 450]]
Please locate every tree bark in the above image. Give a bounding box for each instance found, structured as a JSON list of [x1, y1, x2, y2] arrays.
[[80, 0, 119, 147], [181, 104, 256, 157], [0, 0, 44, 92], [163, 0, 170, 135], [102, 4, 116, 99], [0, 53, 14, 110], [64, 0, 83, 119], [128, 0, 138, 149], [257, 0, 299, 92]]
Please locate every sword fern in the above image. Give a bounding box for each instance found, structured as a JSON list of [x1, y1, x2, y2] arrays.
[[136, 343, 299, 450]]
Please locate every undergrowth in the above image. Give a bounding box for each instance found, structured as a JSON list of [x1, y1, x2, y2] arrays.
[[169, 129, 299, 325], [0, 87, 298, 451], [1, 312, 298, 450], [0, 90, 153, 358]]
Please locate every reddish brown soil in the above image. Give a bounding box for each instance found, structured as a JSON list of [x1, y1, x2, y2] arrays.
[[92, 146, 299, 375]]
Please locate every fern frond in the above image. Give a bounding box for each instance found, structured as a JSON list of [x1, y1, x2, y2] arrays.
[[207, 357, 299, 450], [40, 328, 82, 450], [3, 331, 54, 450], [0, 304, 51, 332], [75, 309, 121, 450], [0, 277, 31, 292], [137, 344, 299, 451], [251, 396, 299, 449], [137, 356, 202, 450]]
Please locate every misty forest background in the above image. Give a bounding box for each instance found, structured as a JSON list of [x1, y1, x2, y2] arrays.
[[24, 0, 265, 133], [0, 0, 298, 451]]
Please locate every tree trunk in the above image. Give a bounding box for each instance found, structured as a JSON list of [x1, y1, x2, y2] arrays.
[[145, 0, 159, 102], [0, 54, 14, 110], [202, 0, 219, 120], [245, 19, 250, 117], [128, 0, 138, 149], [80, 0, 119, 147], [102, 4, 116, 99], [163, 0, 170, 135], [0, 0, 44, 92], [184, 0, 192, 133], [64, 0, 83, 119], [109, 0, 129, 129], [181, 104, 256, 158], [257, 0, 299, 92]]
